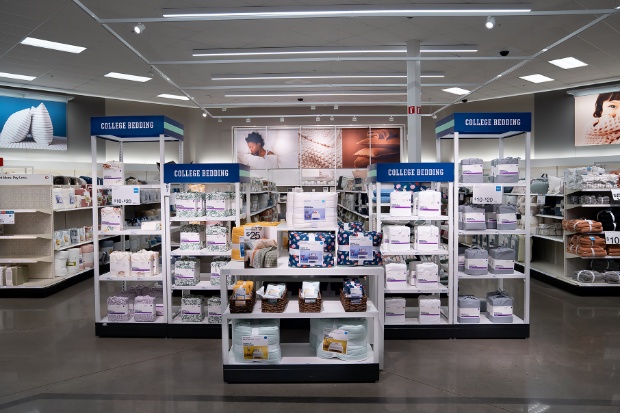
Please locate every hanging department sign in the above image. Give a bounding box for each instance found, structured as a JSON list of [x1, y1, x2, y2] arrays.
[[90, 116, 184, 140], [368, 162, 454, 183], [163, 163, 251, 184], [435, 112, 532, 138]]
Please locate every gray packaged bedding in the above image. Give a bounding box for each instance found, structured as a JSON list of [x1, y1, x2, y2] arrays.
[[493, 157, 520, 183], [496, 204, 518, 230], [464, 246, 488, 275], [487, 290, 513, 323], [461, 205, 486, 230], [457, 295, 481, 323], [488, 247, 515, 274], [461, 158, 484, 183]]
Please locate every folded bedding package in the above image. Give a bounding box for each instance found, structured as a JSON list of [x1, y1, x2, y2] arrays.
[[337, 229, 382, 266], [232, 319, 281, 363], [288, 231, 335, 268], [460, 158, 484, 183]]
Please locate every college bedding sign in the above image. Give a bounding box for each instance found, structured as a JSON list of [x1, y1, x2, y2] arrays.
[[368, 163, 455, 183], [90, 116, 184, 140], [435, 112, 532, 138], [163, 163, 251, 184]]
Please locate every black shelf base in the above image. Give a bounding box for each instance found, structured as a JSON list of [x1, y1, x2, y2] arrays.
[[223, 363, 380, 383], [531, 269, 620, 296], [95, 322, 168, 338], [167, 323, 226, 339], [385, 324, 529, 339]]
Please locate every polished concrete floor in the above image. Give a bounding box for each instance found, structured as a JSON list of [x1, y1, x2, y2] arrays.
[[0, 279, 619, 412]]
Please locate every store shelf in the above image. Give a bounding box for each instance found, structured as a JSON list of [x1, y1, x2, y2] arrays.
[[0, 267, 93, 289], [385, 283, 449, 294], [100, 315, 166, 324], [380, 247, 449, 256], [171, 314, 220, 325], [458, 182, 526, 188], [99, 272, 163, 282], [338, 190, 367, 194], [380, 213, 448, 221], [0, 256, 53, 264], [530, 261, 564, 278], [222, 257, 384, 277], [536, 214, 563, 220], [100, 229, 163, 236], [226, 343, 375, 365], [170, 215, 240, 222], [531, 234, 563, 243], [53, 206, 97, 213], [565, 204, 615, 209], [225, 298, 378, 319], [458, 229, 527, 235], [55, 235, 117, 251], [457, 270, 526, 279], [171, 248, 232, 257], [0, 234, 51, 240], [250, 205, 275, 216], [386, 306, 450, 326], [337, 204, 369, 219], [462, 313, 525, 325], [276, 223, 338, 232], [567, 188, 616, 193], [100, 184, 161, 189]]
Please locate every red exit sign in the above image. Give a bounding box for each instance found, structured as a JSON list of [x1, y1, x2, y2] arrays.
[[407, 106, 421, 114]]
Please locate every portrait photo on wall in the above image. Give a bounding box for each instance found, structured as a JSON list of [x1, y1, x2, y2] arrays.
[[300, 127, 338, 169], [0, 95, 68, 151], [575, 91, 620, 146], [235, 127, 300, 169], [339, 127, 401, 168]]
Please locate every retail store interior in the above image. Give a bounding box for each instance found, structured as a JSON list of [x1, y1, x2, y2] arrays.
[[1, 1, 620, 412]]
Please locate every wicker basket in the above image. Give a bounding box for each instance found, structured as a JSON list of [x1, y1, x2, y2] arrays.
[[229, 291, 256, 313], [298, 289, 322, 313], [340, 289, 367, 312], [261, 289, 289, 313]]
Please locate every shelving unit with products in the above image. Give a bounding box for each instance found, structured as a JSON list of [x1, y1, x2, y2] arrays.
[[368, 162, 454, 339], [220, 258, 383, 383], [91, 116, 183, 337], [162, 162, 250, 338], [436, 112, 531, 339], [529, 193, 565, 281]]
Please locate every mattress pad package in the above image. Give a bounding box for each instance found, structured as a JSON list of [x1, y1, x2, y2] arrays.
[[458, 295, 481, 323], [461, 158, 484, 183], [488, 247, 515, 274], [464, 246, 488, 275], [232, 319, 281, 363]]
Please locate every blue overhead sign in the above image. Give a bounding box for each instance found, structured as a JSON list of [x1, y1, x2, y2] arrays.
[[90, 116, 184, 140], [163, 163, 251, 184], [368, 163, 454, 183], [436, 112, 531, 138]]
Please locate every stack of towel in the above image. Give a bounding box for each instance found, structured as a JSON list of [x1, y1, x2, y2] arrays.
[[562, 219, 604, 234]]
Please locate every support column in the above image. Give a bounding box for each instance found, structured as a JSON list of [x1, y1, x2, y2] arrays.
[[406, 40, 422, 162]]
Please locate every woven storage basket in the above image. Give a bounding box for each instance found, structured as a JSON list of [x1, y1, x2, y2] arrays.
[[298, 289, 322, 313], [229, 291, 256, 313], [339, 289, 367, 312], [261, 288, 289, 313]]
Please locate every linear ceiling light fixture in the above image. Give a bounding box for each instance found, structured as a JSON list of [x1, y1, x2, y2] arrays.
[[442, 87, 471, 95], [104, 72, 152, 82], [211, 71, 445, 80], [163, 5, 531, 19], [520, 74, 554, 83], [193, 45, 477, 57], [225, 92, 407, 97], [157, 93, 190, 100], [20, 37, 86, 54], [0, 72, 36, 81], [548, 57, 588, 69]]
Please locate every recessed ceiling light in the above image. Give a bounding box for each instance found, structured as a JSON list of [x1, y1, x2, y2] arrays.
[[104, 72, 152, 82], [548, 57, 588, 69], [225, 92, 406, 97], [20, 37, 86, 54], [520, 74, 554, 83], [157, 93, 190, 100], [0, 72, 36, 81], [443, 87, 471, 95]]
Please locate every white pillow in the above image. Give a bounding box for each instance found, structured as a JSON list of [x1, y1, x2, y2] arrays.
[[31, 103, 53, 145], [0, 108, 31, 144]]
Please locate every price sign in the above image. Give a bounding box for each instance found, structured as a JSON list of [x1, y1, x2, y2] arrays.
[[611, 189, 620, 202], [605, 231, 620, 245], [0, 210, 15, 224], [472, 185, 503, 204], [112, 186, 140, 205]]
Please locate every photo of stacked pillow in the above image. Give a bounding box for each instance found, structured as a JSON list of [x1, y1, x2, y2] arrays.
[[0, 103, 54, 147]]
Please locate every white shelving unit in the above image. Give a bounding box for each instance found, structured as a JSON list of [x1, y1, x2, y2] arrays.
[[91, 115, 183, 337], [220, 255, 383, 383], [162, 162, 249, 337], [337, 188, 371, 230], [437, 112, 532, 338], [368, 162, 454, 338]]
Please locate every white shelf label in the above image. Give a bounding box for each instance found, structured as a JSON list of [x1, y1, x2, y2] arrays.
[[605, 231, 620, 245], [112, 186, 141, 205], [0, 210, 15, 224], [473, 185, 503, 204], [611, 189, 620, 202]]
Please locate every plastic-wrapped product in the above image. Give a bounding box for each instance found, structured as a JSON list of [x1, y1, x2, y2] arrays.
[[385, 263, 407, 287], [205, 224, 230, 252], [109, 251, 131, 277], [180, 224, 205, 250], [485, 205, 497, 229], [175, 258, 200, 286], [414, 190, 441, 216], [418, 296, 441, 324], [210, 257, 232, 286], [414, 225, 439, 251], [461, 158, 484, 183], [181, 295, 204, 322], [390, 191, 412, 217], [457, 295, 481, 323], [134, 295, 157, 322], [288, 231, 336, 268], [207, 296, 222, 324], [205, 191, 235, 217], [486, 290, 513, 323], [382, 225, 410, 252], [107, 295, 131, 322], [313, 318, 369, 361], [496, 204, 518, 230], [464, 246, 488, 275], [232, 319, 281, 363], [488, 247, 515, 274], [415, 262, 439, 287], [493, 157, 520, 183], [337, 229, 382, 266], [175, 191, 205, 218], [101, 207, 123, 232], [461, 205, 486, 230]]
